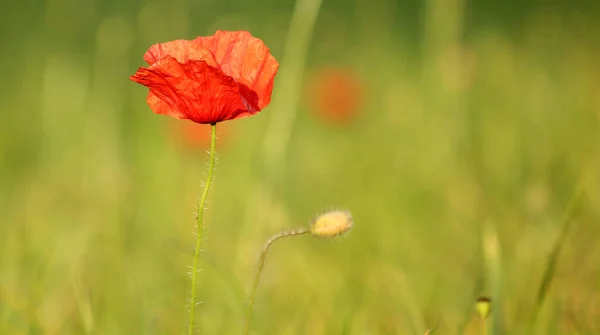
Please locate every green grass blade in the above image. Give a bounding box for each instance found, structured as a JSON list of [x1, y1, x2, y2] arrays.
[[482, 221, 503, 335], [529, 185, 585, 332]]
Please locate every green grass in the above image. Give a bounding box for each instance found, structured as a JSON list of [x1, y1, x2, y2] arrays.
[[1, 0, 600, 334]]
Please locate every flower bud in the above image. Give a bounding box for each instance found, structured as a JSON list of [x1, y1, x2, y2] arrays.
[[309, 210, 353, 238], [475, 296, 491, 319]]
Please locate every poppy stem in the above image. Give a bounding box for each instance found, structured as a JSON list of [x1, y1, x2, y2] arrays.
[[188, 123, 217, 335], [243, 228, 310, 335]]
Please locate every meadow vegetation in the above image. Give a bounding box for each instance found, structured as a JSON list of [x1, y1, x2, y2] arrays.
[[1, 0, 599, 334]]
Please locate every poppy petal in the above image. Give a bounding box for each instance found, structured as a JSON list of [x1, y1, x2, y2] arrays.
[[130, 31, 278, 124], [194, 30, 279, 109], [130, 56, 259, 124], [146, 91, 187, 120], [143, 40, 219, 68]]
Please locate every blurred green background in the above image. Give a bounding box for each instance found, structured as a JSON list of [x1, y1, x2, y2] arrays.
[[1, 0, 600, 334]]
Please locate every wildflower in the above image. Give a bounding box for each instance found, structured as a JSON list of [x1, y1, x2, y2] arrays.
[[129, 30, 280, 334], [305, 67, 363, 125], [130, 30, 279, 124]]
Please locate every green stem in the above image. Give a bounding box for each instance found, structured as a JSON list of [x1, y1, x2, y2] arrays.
[[482, 318, 487, 335], [529, 184, 584, 331], [243, 228, 309, 335], [482, 222, 503, 335], [188, 123, 217, 335]]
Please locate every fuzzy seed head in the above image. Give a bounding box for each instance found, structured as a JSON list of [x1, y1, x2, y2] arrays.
[[310, 210, 353, 238]]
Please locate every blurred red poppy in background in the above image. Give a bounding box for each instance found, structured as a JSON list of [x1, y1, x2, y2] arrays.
[[170, 120, 233, 151], [305, 67, 364, 125], [130, 30, 279, 124]]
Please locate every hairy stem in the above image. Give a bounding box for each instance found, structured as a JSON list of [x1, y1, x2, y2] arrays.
[[243, 228, 309, 335], [188, 123, 217, 335]]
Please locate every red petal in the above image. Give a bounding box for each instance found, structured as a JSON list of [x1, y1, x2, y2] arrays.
[[143, 40, 219, 68], [130, 56, 260, 124], [194, 31, 279, 109]]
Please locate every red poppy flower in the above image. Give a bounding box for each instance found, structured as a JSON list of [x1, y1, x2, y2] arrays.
[[305, 67, 364, 125], [130, 30, 279, 124]]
